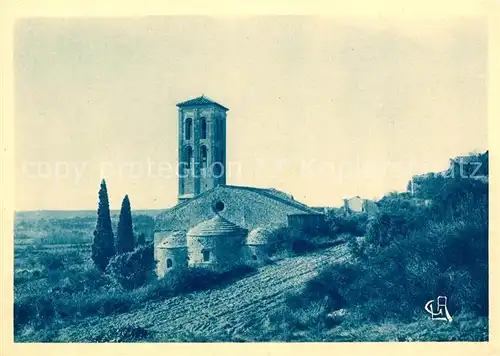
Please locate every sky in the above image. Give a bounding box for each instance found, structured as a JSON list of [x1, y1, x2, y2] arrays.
[[14, 15, 488, 211]]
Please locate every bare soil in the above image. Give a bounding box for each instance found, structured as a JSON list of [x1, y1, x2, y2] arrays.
[[53, 244, 349, 342]]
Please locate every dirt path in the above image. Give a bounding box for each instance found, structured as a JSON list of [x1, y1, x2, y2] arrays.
[[55, 244, 349, 341]]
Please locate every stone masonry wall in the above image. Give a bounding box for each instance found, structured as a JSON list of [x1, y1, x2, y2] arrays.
[[187, 233, 245, 272]]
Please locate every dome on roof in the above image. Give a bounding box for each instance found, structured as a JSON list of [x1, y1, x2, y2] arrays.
[[247, 228, 272, 245], [187, 215, 247, 237], [157, 231, 187, 248]]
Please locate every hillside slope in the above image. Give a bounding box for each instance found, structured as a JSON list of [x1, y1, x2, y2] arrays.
[[54, 244, 349, 342]]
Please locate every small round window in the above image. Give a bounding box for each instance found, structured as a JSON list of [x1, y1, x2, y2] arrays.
[[213, 164, 222, 176], [214, 201, 225, 212]]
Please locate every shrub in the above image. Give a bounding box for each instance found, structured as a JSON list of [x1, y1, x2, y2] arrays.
[[37, 252, 65, 272], [266, 226, 338, 256], [290, 239, 316, 254], [266, 227, 292, 254], [302, 263, 362, 310], [353, 180, 487, 320], [172, 267, 219, 292], [325, 209, 368, 237], [106, 243, 155, 290], [178, 265, 257, 293], [139, 264, 257, 302], [51, 295, 80, 321], [14, 262, 134, 332], [14, 297, 35, 331], [269, 226, 292, 242], [36, 329, 60, 342], [99, 295, 134, 316], [14, 295, 56, 330], [55, 289, 136, 320], [81, 267, 116, 290], [14, 269, 44, 285], [50, 267, 114, 295], [365, 201, 428, 248], [14, 258, 256, 336], [411, 219, 488, 316], [137, 232, 146, 246], [138, 275, 178, 302]]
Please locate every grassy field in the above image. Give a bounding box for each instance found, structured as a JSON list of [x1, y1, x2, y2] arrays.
[[13, 210, 158, 299], [14, 209, 160, 245]]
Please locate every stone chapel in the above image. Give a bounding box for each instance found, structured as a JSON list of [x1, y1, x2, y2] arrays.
[[154, 95, 325, 278]]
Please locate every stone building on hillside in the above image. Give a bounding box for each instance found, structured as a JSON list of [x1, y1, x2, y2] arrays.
[[154, 96, 326, 278], [155, 231, 187, 278], [343, 196, 379, 216], [187, 215, 247, 272], [245, 228, 274, 265]]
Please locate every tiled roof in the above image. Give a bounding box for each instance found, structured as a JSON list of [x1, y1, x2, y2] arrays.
[[224, 185, 318, 213], [155, 185, 322, 232], [157, 230, 187, 248], [187, 215, 247, 237], [176, 95, 229, 111]]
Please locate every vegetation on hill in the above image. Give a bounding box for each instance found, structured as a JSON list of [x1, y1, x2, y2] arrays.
[[262, 152, 488, 340], [136, 232, 146, 246], [14, 243, 256, 339]]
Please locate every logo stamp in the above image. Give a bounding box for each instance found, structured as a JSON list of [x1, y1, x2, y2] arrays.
[[425, 296, 453, 322]]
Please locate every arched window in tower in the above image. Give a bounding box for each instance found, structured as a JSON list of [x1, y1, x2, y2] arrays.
[[201, 145, 208, 168], [215, 118, 220, 141], [185, 118, 192, 140], [185, 146, 193, 169], [200, 118, 207, 139]]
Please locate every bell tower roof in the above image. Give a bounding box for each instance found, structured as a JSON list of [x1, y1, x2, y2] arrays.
[[176, 95, 229, 111]]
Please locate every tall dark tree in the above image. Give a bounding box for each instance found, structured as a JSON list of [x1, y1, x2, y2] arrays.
[[91, 179, 115, 271], [116, 194, 135, 254]]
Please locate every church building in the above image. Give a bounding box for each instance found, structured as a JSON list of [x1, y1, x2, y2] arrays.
[[154, 95, 325, 278]]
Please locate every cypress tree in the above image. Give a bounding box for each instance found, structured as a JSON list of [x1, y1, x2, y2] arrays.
[[91, 179, 115, 271], [116, 194, 135, 254]]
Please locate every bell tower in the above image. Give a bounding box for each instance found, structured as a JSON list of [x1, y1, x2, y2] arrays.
[[177, 95, 228, 203]]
